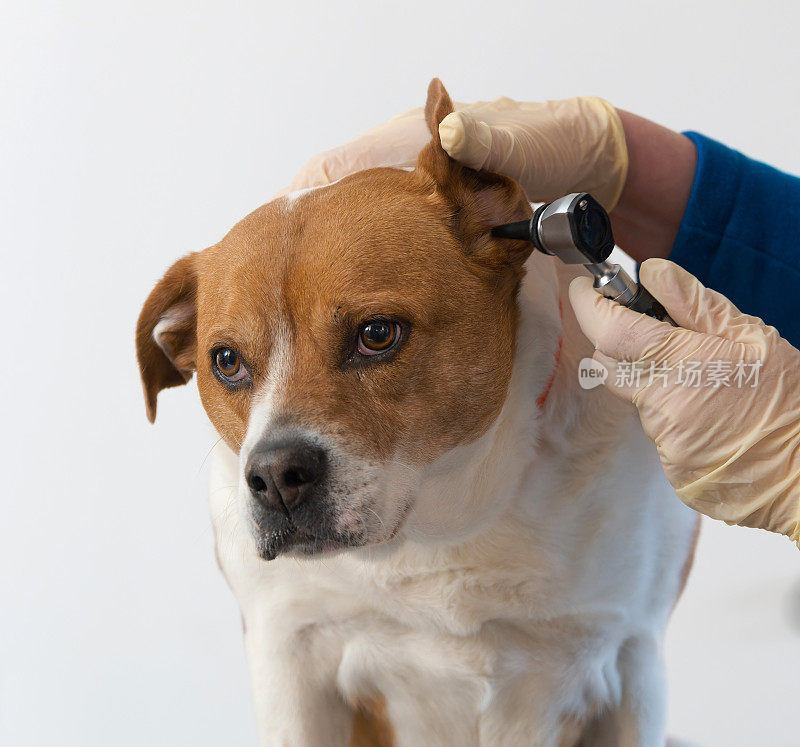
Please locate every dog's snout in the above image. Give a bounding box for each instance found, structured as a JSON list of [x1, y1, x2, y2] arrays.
[[245, 439, 327, 513]]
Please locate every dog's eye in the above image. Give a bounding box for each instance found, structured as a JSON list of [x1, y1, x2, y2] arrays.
[[358, 319, 401, 356], [212, 346, 250, 385]]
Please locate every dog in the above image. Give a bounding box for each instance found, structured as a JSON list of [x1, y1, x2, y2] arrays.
[[136, 79, 699, 746]]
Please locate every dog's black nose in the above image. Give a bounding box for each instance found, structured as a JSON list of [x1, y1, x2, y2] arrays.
[[245, 439, 327, 513]]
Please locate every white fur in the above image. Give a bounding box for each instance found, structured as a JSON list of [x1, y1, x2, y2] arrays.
[[152, 302, 194, 363], [240, 323, 292, 456], [209, 253, 697, 746]]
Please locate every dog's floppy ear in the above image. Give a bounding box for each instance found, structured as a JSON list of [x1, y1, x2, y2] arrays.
[[136, 253, 198, 423], [416, 79, 533, 272]]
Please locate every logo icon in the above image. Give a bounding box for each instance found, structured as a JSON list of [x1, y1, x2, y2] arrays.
[[578, 358, 608, 390]]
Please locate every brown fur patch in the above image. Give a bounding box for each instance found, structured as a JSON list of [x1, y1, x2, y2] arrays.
[[136, 79, 534, 467], [136, 253, 198, 423], [349, 695, 395, 747], [557, 713, 588, 746]]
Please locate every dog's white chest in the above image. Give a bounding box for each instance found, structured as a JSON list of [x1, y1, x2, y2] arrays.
[[208, 391, 696, 746]]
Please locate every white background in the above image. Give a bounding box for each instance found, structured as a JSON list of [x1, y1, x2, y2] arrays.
[[2, 1, 799, 745]]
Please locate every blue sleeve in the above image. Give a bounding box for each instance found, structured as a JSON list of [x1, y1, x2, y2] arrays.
[[668, 132, 800, 348]]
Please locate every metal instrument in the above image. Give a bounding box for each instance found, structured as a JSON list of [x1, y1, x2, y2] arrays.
[[492, 193, 675, 325]]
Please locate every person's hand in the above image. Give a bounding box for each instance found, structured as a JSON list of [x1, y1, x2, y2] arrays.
[[569, 258, 800, 543], [280, 106, 430, 194], [282, 96, 628, 209], [438, 97, 627, 209]]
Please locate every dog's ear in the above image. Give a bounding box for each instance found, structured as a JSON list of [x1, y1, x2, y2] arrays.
[[416, 79, 533, 273], [136, 253, 198, 423]]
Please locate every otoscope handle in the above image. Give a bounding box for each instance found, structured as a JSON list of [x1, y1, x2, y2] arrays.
[[590, 261, 677, 326], [625, 284, 675, 325]]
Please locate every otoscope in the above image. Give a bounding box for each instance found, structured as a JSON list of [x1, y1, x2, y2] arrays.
[[492, 193, 675, 325]]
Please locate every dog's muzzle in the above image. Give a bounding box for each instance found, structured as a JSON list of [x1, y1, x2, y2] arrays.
[[246, 436, 327, 515], [243, 431, 363, 560]]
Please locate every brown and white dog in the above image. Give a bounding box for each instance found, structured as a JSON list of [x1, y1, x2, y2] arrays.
[[137, 80, 698, 746]]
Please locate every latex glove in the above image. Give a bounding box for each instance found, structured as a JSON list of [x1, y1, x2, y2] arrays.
[[438, 97, 627, 209], [282, 106, 430, 194], [569, 258, 800, 543], [284, 96, 628, 209]]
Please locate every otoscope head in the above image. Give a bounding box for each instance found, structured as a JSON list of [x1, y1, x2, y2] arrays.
[[491, 192, 615, 266]]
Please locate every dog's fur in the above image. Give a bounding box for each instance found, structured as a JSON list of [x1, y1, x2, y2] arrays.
[[137, 80, 699, 745]]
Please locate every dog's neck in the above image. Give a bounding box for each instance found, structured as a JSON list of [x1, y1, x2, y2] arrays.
[[400, 253, 629, 547], [330, 255, 638, 635]]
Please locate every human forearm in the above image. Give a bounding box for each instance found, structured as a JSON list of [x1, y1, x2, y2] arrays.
[[609, 110, 697, 264]]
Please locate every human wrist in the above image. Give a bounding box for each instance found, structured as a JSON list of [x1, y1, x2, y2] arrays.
[[610, 110, 697, 264]]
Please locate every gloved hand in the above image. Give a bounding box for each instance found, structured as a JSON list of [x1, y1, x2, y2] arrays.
[[438, 97, 627, 209], [284, 96, 628, 209], [281, 106, 430, 194], [569, 258, 800, 543]]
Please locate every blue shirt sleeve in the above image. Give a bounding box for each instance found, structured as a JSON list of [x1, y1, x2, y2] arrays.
[[669, 132, 800, 348]]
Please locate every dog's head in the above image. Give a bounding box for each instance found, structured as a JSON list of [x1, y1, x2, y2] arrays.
[[137, 80, 536, 560]]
